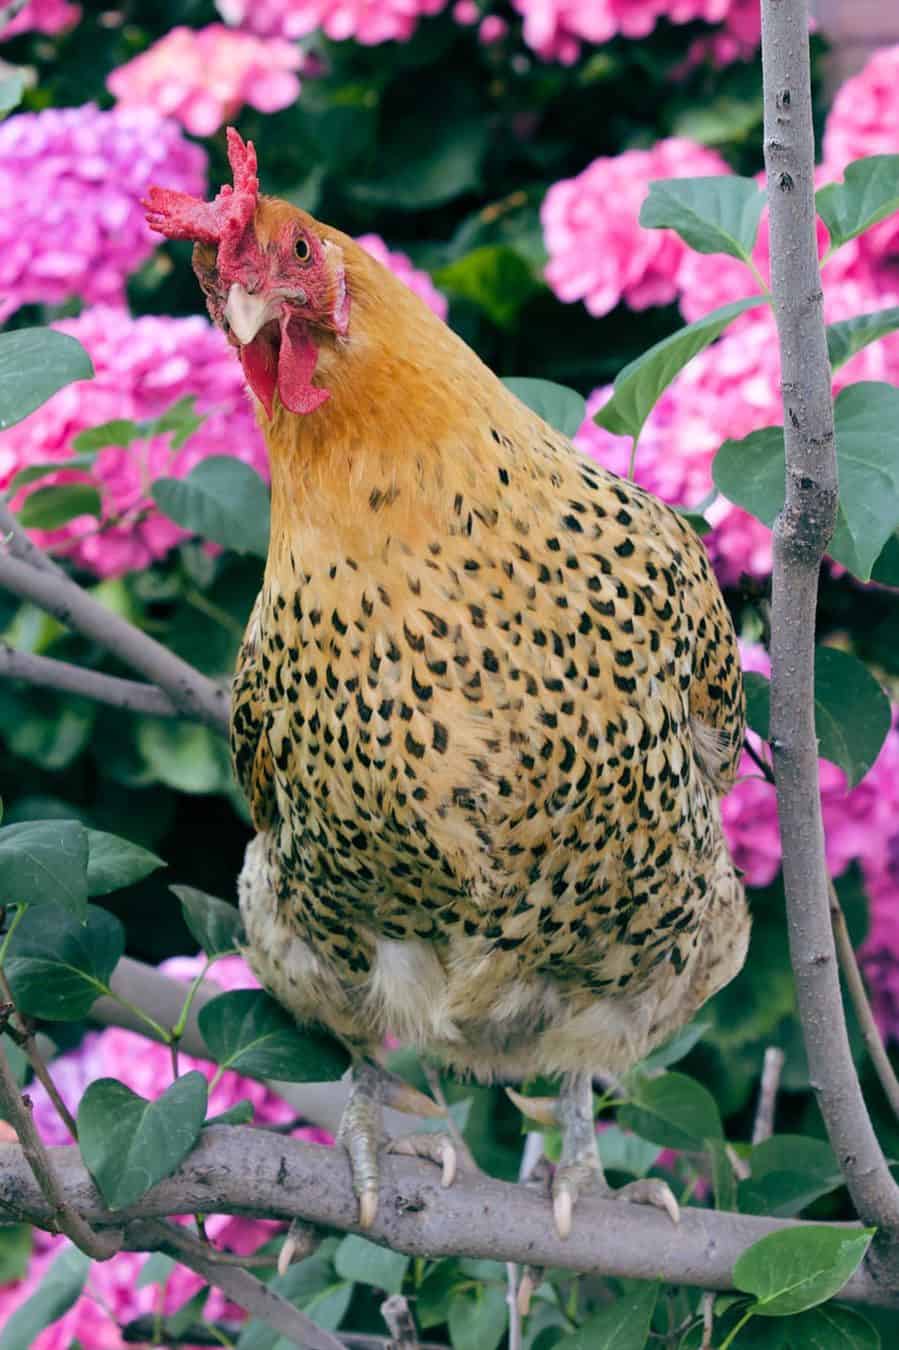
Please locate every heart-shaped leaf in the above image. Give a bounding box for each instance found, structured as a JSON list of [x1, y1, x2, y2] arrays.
[[713, 382, 899, 580], [78, 1071, 208, 1210], [435, 246, 539, 327], [502, 377, 586, 438], [554, 1281, 660, 1348], [5, 903, 124, 1020], [595, 297, 767, 445], [826, 306, 899, 371], [86, 830, 164, 897], [198, 988, 350, 1082], [640, 175, 765, 261], [817, 155, 899, 250], [618, 1071, 723, 1150], [172, 884, 242, 957], [0, 819, 89, 917], [736, 650, 889, 787], [152, 457, 270, 558], [0, 329, 93, 431], [8, 453, 98, 492], [447, 1283, 508, 1350], [17, 483, 102, 530], [0, 1246, 91, 1350], [72, 419, 141, 453], [334, 1235, 410, 1294], [733, 1225, 874, 1316]]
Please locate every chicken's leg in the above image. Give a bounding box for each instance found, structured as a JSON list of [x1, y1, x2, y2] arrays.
[[510, 1073, 680, 1239], [338, 1061, 457, 1229]]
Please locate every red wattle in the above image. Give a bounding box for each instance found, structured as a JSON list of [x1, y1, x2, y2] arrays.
[[240, 337, 277, 419], [277, 313, 329, 415]]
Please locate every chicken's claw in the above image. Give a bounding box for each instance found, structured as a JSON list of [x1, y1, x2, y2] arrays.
[[388, 1131, 457, 1187], [614, 1176, 680, 1225]]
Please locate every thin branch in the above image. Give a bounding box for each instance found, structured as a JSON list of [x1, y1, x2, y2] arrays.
[[0, 500, 67, 578], [0, 967, 78, 1141], [1, 1131, 896, 1308], [700, 1292, 714, 1350], [121, 1316, 448, 1349], [742, 736, 775, 785], [129, 1219, 345, 1350], [829, 881, 899, 1123], [0, 643, 185, 720], [0, 548, 229, 733], [751, 1047, 785, 1147], [761, 0, 899, 1248], [0, 1039, 121, 1260], [379, 1294, 420, 1349]]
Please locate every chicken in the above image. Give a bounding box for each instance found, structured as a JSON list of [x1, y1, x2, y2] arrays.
[[145, 129, 749, 1239]]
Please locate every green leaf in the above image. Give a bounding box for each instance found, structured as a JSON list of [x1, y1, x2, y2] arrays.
[[785, 1304, 881, 1348], [0, 1246, 91, 1350], [136, 1252, 177, 1288], [733, 1226, 874, 1317], [9, 452, 98, 491], [594, 297, 767, 445], [78, 1071, 208, 1210], [136, 720, 232, 794], [739, 651, 889, 787], [168, 1287, 210, 1337], [350, 115, 486, 210], [151, 395, 204, 448], [502, 378, 586, 438], [206, 1099, 255, 1126], [640, 1019, 711, 1073], [713, 383, 899, 580], [151, 457, 270, 558], [72, 419, 140, 453], [0, 1224, 32, 1284], [826, 307, 899, 371], [17, 483, 102, 529], [86, 830, 164, 897], [871, 533, 899, 587], [198, 989, 350, 1082], [640, 175, 765, 261], [172, 884, 242, 956], [0, 71, 25, 119], [554, 1281, 660, 1348], [0, 329, 93, 431], [448, 1282, 508, 1350], [618, 1071, 723, 1150], [334, 1234, 409, 1294], [434, 245, 539, 327], [817, 156, 899, 250], [5, 902, 124, 1020], [597, 1126, 661, 1178], [0, 819, 89, 916]]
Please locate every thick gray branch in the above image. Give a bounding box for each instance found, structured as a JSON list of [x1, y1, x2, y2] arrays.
[[0, 1131, 896, 1307], [0, 549, 229, 733], [761, 0, 899, 1250], [0, 643, 184, 719]]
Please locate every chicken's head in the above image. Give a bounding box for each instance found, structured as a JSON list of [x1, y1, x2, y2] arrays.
[[144, 128, 349, 419]]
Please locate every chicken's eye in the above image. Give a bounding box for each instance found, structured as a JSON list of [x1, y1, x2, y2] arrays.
[[294, 236, 312, 264]]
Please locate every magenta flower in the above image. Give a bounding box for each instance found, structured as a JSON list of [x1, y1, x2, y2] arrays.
[[0, 104, 206, 320], [356, 233, 448, 318], [107, 25, 302, 138], [542, 138, 730, 318], [215, 0, 449, 43], [0, 306, 267, 576], [0, 0, 79, 39]]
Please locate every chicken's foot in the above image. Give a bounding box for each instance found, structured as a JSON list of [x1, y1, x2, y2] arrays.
[[508, 1073, 680, 1239], [338, 1061, 458, 1229]]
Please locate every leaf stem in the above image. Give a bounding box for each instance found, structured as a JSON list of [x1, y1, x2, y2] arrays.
[[718, 1307, 754, 1350], [105, 988, 173, 1045], [0, 903, 25, 967]]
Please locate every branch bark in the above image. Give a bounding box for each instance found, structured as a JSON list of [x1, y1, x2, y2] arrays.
[[0, 1130, 896, 1308], [0, 643, 185, 720], [0, 549, 228, 733], [761, 0, 899, 1257]]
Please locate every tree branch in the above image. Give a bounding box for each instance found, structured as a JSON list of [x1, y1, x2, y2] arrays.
[[0, 1130, 896, 1308], [762, 0, 899, 1254], [0, 549, 229, 733], [0, 643, 185, 720]]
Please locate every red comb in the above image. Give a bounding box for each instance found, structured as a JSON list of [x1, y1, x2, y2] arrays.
[[143, 128, 260, 266]]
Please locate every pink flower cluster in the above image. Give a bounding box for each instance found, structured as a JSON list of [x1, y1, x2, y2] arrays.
[[542, 138, 730, 318], [0, 104, 206, 321], [721, 645, 899, 1039], [107, 25, 302, 137], [0, 0, 79, 39], [357, 233, 448, 318], [510, 0, 756, 65], [0, 954, 332, 1349], [214, 0, 448, 43], [0, 306, 267, 576]]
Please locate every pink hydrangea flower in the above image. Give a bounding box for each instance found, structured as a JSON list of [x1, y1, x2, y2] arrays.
[[510, 0, 733, 64], [107, 25, 302, 138], [215, 0, 448, 43], [542, 138, 730, 318], [823, 43, 899, 170], [356, 233, 448, 318], [0, 0, 79, 39], [0, 104, 206, 320], [680, 0, 761, 69], [0, 306, 267, 577]]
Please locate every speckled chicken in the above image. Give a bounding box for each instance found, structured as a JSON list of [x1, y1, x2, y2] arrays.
[[146, 131, 749, 1238]]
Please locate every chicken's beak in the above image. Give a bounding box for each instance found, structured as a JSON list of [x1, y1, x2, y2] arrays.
[[224, 284, 275, 346]]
